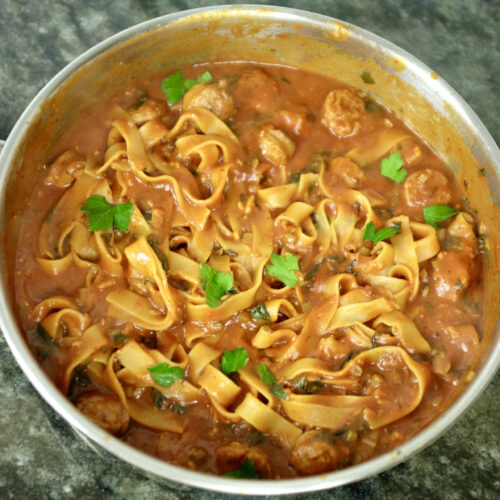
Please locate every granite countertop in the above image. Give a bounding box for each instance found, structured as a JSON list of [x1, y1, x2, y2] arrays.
[[0, 1, 499, 498]]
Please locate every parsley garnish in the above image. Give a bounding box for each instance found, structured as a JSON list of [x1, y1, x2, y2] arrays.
[[161, 70, 212, 104], [288, 375, 324, 394], [111, 333, 129, 347], [81, 195, 133, 232], [224, 459, 259, 479], [249, 304, 271, 322], [423, 204, 457, 229], [200, 263, 234, 308], [257, 364, 288, 400], [221, 347, 249, 375], [266, 253, 299, 287], [381, 151, 407, 183], [363, 221, 401, 243], [148, 362, 184, 387]]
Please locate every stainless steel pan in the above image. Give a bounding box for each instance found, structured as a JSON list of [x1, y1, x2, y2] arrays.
[[0, 5, 498, 495]]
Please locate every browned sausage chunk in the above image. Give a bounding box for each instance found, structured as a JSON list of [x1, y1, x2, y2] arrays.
[[431, 214, 479, 301], [321, 89, 366, 137], [325, 156, 367, 189], [232, 68, 280, 112], [183, 81, 234, 121], [258, 126, 295, 165], [44, 150, 85, 188], [403, 168, 452, 208], [129, 98, 167, 126], [431, 249, 472, 301], [75, 392, 129, 436], [290, 430, 351, 475]]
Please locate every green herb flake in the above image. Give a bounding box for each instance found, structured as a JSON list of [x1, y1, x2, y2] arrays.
[[365, 100, 383, 113], [148, 362, 184, 387], [221, 347, 249, 375], [111, 333, 129, 347], [161, 70, 212, 104], [361, 71, 375, 84], [170, 402, 185, 415], [147, 240, 169, 271], [304, 262, 321, 282], [454, 279, 464, 291], [152, 388, 165, 409], [288, 375, 324, 394], [143, 210, 152, 223], [281, 76, 291, 84], [82, 195, 134, 232], [288, 375, 308, 393], [306, 378, 324, 394], [363, 221, 401, 244], [200, 263, 235, 308], [340, 349, 364, 369], [289, 157, 323, 183], [346, 259, 357, 275], [224, 459, 259, 479], [423, 204, 457, 230], [249, 303, 271, 322], [441, 235, 463, 250], [68, 364, 91, 399], [266, 253, 299, 287], [325, 254, 346, 265], [257, 364, 289, 400], [134, 90, 148, 109], [380, 151, 407, 183]]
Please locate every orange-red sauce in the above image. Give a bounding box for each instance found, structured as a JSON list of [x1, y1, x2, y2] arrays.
[[13, 63, 484, 478]]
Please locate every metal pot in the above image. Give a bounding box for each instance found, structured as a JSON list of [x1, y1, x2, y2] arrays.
[[0, 5, 498, 495]]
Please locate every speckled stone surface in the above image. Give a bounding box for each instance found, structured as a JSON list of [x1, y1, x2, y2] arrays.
[[0, 1, 499, 498]]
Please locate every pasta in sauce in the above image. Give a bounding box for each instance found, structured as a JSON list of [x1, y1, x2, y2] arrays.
[[14, 63, 484, 478]]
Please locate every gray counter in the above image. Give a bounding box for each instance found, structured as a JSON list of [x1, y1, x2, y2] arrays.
[[0, 1, 498, 498]]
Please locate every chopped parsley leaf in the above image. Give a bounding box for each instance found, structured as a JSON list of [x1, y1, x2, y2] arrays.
[[161, 70, 212, 104], [81, 195, 133, 232], [257, 364, 288, 400], [363, 221, 401, 244], [381, 151, 407, 183], [148, 362, 184, 387], [224, 459, 259, 479], [221, 347, 249, 375], [249, 303, 271, 322], [266, 253, 299, 287], [423, 204, 457, 230], [200, 263, 234, 308]]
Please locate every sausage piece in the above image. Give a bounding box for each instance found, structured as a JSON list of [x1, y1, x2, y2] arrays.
[[431, 250, 473, 301], [183, 81, 234, 121], [75, 392, 129, 436], [321, 88, 366, 138], [232, 68, 280, 113], [258, 126, 295, 165], [290, 430, 351, 475], [44, 150, 85, 188], [129, 98, 167, 126], [403, 168, 452, 208], [326, 156, 367, 188]]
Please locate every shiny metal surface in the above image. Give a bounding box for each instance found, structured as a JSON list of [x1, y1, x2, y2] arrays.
[[0, 5, 498, 495]]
